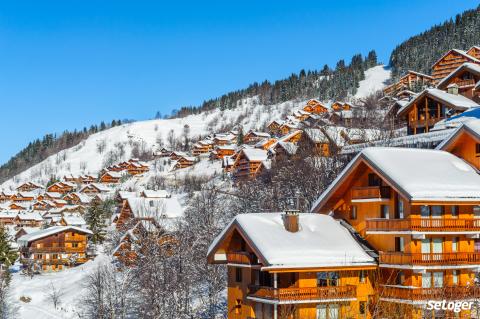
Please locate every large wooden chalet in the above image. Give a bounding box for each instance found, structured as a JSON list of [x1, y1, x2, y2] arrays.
[[311, 147, 480, 318], [431, 48, 480, 83], [208, 212, 376, 319], [396, 88, 478, 135], [303, 99, 328, 114], [383, 71, 434, 97], [436, 62, 480, 103], [18, 226, 92, 272], [232, 148, 269, 180]]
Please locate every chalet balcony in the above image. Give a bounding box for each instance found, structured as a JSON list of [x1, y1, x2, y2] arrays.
[[380, 285, 480, 302], [247, 285, 356, 303], [366, 218, 480, 233], [226, 252, 259, 265], [351, 186, 391, 201], [20, 257, 89, 265], [379, 252, 480, 267], [410, 117, 444, 129], [455, 79, 476, 88], [27, 246, 86, 253]]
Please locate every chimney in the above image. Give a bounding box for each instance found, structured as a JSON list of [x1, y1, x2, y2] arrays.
[[283, 209, 300, 233], [447, 83, 459, 95]]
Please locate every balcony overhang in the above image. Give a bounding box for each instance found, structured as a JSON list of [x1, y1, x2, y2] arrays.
[[247, 296, 356, 305]]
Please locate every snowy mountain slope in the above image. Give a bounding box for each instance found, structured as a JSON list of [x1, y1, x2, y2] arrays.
[[1, 66, 390, 190], [354, 65, 391, 99]]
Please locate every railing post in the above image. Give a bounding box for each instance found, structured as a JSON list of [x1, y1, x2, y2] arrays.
[[273, 273, 278, 319]]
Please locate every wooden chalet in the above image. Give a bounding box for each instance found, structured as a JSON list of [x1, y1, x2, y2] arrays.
[[18, 226, 92, 271], [301, 128, 331, 156], [99, 171, 123, 184], [467, 46, 480, 60], [292, 109, 310, 121], [16, 182, 43, 192], [271, 141, 298, 160], [213, 134, 236, 146], [126, 160, 149, 175], [383, 71, 434, 97], [254, 138, 277, 151], [396, 88, 478, 135], [0, 191, 14, 202], [174, 155, 196, 170], [207, 212, 376, 319], [9, 203, 29, 211], [37, 192, 63, 201], [14, 212, 44, 227], [311, 147, 480, 318], [11, 192, 35, 202], [0, 211, 18, 225], [278, 122, 299, 136], [303, 99, 328, 114], [32, 200, 54, 211], [63, 192, 92, 205], [169, 151, 188, 161], [267, 120, 284, 135], [243, 131, 271, 144], [431, 48, 480, 83], [154, 147, 172, 158], [213, 145, 236, 159], [60, 214, 87, 228], [79, 183, 110, 195], [331, 101, 345, 112], [436, 62, 480, 103], [47, 182, 76, 194], [192, 140, 214, 156], [232, 148, 269, 180]]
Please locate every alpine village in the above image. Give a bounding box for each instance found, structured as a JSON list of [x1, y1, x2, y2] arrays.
[[4, 4, 480, 319]]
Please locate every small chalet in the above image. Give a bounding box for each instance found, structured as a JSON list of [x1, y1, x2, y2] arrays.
[[47, 182, 76, 194], [174, 156, 196, 170], [213, 145, 236, 159], [18, 226, 92, 271], [126, 160, 149, 175], [254, 138, 277, 151], [436, 62, 480, 103], [207, 212, 376, 319], [60, 213, 87, 228], [79, 183, 111, 194], [14, 212, 44, 227], [232, 148, 269, 180], [396, 88, 479, 134], [301, 128, 332, 156], [0, 191, 14, 202], [383, 70, 434, 97], [267, 120, 284, 135], [0, 211, 18, 225], [243, 131, 271, 144], [192, 140, 214, 156], [11, 192, 36, 202], [100, 171, 123, 184], [63, 192, 92, 205], [302, 99, 328, 114], [16, 182, 44, 192]]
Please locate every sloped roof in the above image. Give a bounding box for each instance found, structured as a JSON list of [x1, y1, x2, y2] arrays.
[[437, 63, 480, 89], [397, 88, 478, 116], [18, 226, 92, 245], [242, 148, 268, 161], [208, 213, 376, 269], [312, 148, 480, 213]]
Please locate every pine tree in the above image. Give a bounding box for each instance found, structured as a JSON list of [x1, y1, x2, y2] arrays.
[[236, 129, 244, 146], [0, 227, 17, 268], [85, 201, 110, 244]]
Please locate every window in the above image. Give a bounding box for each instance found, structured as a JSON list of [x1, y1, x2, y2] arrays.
[[476, 143, 480, 156], [317, 272, 339, 287], [475, 239, 480, 253], [72, 242, 79, 248], [380, 205, 389, 219], [368, 173, 380, 187], [451, 205, 459, 217], [359, 301, 366, 315], [235, 268, 242, 282], [433, 272, 444, 288], [350, 206, 357, 220], [359, 270, 366, 283], [395, 237, 404, 252], [396, 271, 405, 285], [431, 206, 443, 218], [395, 194, 404, 219], [474, 206, 480, 218], [421, 205, 430, 218], [452, 270, 459, 285], [452, 237, 458, 252]]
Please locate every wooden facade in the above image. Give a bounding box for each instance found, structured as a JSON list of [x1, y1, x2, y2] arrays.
[[312, 152, 480, 318], [436, 63, 480, 103], [383, 71, 434, 97], [431, 49, 480, 83], [47, 182, 75, 194], [303, 99, 328, 115], [232, 149, 268, 180], [99, 171, 122, 184], [174, 156, 196, 170], [19, 227, 92, 271]]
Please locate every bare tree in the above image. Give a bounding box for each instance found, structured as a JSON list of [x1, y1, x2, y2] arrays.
[[46, 282, 63, 310]]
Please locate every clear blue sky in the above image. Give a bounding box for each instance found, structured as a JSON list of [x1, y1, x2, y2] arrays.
[[0, 0, 478, 164]]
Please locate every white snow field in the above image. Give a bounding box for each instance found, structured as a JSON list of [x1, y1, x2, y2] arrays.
[[354, 65, 391, 99]]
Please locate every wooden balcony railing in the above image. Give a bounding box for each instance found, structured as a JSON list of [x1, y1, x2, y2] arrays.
[[410, 117, 444, 128], [380, 285, 480, 301], [379, 252, 480, 266], [366, 218, 480, 232], [20, 257, 89, 265], [27, 246, 85, 253], [248, 285, 356, 302], [226, 252, 258, 265], [455, 79, 476, 88], [351, 186, 391, 200]]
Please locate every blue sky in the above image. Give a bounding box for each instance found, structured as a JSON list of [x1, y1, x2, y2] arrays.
[[0, 0, 478, 164]]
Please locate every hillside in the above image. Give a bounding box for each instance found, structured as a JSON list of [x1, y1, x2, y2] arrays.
[[389, 5, 480, 78], [0, 65, 390, 191]]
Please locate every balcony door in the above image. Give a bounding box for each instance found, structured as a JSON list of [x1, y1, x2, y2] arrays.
[[422, 272, 444, 289], [422, 238, 443, 262], [316, 304, 339, 319]]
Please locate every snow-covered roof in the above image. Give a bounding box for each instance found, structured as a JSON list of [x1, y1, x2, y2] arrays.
[[437, 63, 480, 89], [432, 107, 480, 131], [303, 128, 329, 143], [61, 214, 86, 227], [17, 226, 92, 246], [118, 191, 137, 200], [126, 197, 183, 220], [276, 142, 298, 155], [16, 211, 43, 221], [0, 211, 18, 219], [397, 88, 479, 116], [142, 190, 171, 198], [436, 118, 480, 150], [102, 171, 123, 178], [80, 183, 111, 193], [313, 148, 480, 212], [242, 148, 268, 162], [208, 213, 376, 269]]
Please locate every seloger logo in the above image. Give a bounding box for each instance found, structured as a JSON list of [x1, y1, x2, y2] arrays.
[[426, 301, 473, 313]]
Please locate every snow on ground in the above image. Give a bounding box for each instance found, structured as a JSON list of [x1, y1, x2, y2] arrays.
[[354, 65, 391, 99], [10, 252, 111, 319]]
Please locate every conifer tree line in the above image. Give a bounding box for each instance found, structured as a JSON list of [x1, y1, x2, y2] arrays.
[[389, 5, 480, 79], [0, 120, 123, 183], [171, 51, 378, 118]]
